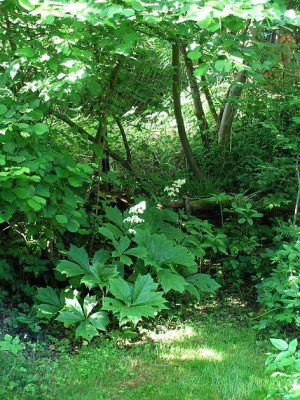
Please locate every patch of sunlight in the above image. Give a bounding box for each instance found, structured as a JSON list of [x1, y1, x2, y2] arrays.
[[161, 347, 223, 362], [148, 326, 196, 342]]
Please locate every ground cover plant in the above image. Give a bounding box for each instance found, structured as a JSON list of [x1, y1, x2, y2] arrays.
[[0, 0, 299, 399]]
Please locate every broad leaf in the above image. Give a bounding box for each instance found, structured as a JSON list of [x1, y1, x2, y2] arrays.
[[158, 269, 186, 293], [186, 274, 220, 293]]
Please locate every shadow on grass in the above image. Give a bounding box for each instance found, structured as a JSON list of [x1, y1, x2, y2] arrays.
[[0, 323, 268, 400]]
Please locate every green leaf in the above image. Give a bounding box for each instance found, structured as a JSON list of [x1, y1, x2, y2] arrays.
[[83, 295, 98, 317], [67, 176, 82, 187], [56, 310, 84, 326], [92, 249, 110, 265], [13, 186, 35, 199], [88, 311, 110, 331], [55, 214, 68, 224], [35, 287, 63, 319], [27, 199, 43, 211], [158, 269, 186, 293], [65, 219, 80, 232], [98, 227, 116, 241], [36, 287, 61, 307], [32, 195, 46, 205], [56, 297, 84, 326], [125, 247, 148, 258], [187, 50, 202, 60], [132, 274, 159, 304], [113, 236, 131, 255], [186, 274, 220, 293], [194, 63, 209, 77], [33, 123, 49, 135], [270, 338, 289, 351], [69, 245, 89, 271], [75, 321, 99, 341], [17, 47, 36, 58], [56, 260, 85, 277], [105, 207, 124, 228], [103, 274, 167, 326], [109, 277, 132, 304], [0, 105, 8, 115], [214, 59, 233, 73], [18, 0, 35, 11]]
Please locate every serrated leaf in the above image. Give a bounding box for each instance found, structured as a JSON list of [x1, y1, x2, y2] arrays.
[[36, 304, 61, 319], [83, 295, 98, 317], [88, 311, 109, 331], [98, 227, 116, 241], [132, 274, 158, 304], [214, 59, 233, 73], [75, 321, 99, 341], [36, 287, 61, 307], [186, 274, 220, 293], [105, 207, 124, 228], [158, 269, 186, 293], [92, 249, 110, 265], [125, 246, 147, 258], [69, 245, 89, 271], [103, 274, 167, 326], [56, 260, 85, 277], [56, 311, 84, 326], [109, 277, 132, 303]]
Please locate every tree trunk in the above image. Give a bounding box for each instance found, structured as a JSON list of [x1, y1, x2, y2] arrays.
[[93, 58, 123, 171], [217, 71, 247, 150], [201, 76, 218, 123], [172, 44, 205, 180], [180, 45, 209, 146]]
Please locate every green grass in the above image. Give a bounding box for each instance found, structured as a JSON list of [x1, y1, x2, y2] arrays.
[[0, 320, 268, 400]]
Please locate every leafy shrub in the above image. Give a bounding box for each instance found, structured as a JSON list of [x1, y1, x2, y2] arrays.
[[35, 204, 221, 341], [265, 338, 300, 399], [0, 335, 24, 355], [256, 241, 300, 332]]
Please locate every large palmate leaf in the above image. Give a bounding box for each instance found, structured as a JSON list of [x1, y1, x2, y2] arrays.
[[35, 287, 64, 319], [56, 247, 118, 289], [132, 230, 196, 269], [105, 206, 124, 229], [157, 269, 187, 293], [56, 295, 109, 341], [102, 274, 167, 326], [186, 274, 221, 293]]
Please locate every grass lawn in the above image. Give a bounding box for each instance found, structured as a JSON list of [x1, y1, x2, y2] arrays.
[[0, 311, 269, 400]]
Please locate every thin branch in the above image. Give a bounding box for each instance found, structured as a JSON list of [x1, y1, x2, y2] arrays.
[[115, 117, 132, 163], [293, 154, 300, 226], [201, 76, 218, 123], [50, 110, 135, 173]]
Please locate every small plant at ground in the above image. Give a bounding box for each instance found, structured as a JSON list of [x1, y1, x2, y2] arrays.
[[265, 338, 300, 399], [0, 335, 24, 355]]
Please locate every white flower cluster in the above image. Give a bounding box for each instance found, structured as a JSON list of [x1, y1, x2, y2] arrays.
[[124, 201, 146, 231], [164, 179, 186, 198], [129, 201, 146, 215]]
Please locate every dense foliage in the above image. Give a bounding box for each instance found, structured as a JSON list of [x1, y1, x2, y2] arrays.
[[0, 0, 299, 398]]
